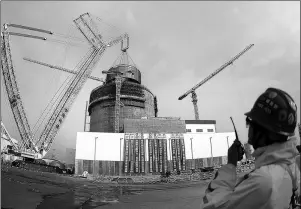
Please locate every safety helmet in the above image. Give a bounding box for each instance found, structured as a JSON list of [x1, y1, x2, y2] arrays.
[[244, 87, 297, 136]]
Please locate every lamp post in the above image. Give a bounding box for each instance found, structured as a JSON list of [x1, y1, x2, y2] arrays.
[[94, 136, 98, 176], [226, 136, 229, 149], [190, 137, 194, 169], [209, 137, 213, 160], [120, 138, 123, 161]]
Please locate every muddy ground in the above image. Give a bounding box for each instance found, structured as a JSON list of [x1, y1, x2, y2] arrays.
[[1, 166, 211, 209]]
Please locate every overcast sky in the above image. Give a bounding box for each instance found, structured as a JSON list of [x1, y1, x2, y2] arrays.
[[1, 1, 300, 161]]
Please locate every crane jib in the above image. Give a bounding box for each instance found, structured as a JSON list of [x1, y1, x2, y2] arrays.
[[7, 24, 53, 35], [1, 33, 38, 152], [178, 44, 254, 101], [23, 57, 103, 82], [9, 32, 47, 41]]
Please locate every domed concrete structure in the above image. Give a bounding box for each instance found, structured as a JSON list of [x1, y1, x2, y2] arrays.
[[88, 51, 158, 132]]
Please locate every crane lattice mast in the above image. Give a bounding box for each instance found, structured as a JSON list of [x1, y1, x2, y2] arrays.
[[1, 26, 44, 153], [178, 44, 254, 120]]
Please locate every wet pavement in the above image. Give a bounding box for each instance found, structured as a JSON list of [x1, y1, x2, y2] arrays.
[[1, 166, 209, 209]]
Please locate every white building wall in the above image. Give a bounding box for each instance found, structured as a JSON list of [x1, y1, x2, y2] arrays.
[[76, 131, 235, 161], [211, 133, 236, 157], [185, 124, 216, 133], [76, 132, 124, 161]]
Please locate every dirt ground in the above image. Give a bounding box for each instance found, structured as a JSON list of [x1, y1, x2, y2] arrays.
[[1, 166, 210, 209]]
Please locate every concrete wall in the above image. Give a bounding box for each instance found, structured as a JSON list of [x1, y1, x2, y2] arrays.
[[76, 132, 124, 161], [89, 81, 155, 133]]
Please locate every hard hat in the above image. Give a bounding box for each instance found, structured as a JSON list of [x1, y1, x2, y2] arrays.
[[245, 88, 297, 136]]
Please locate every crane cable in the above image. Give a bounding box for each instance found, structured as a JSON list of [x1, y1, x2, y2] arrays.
[[31, 22, 95, 135], [32, 24, 76, 135], [33, 47, 95, 145]]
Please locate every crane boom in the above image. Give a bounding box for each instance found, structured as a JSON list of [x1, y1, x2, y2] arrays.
[[74, 13, 104, 48], [23, 57, 104, 82], [38, 47, 105, 152], [1, 31, 38, 152], [106, 33, 129, 51], [178, 44, 254, 101], [38, 13, 108, 152]]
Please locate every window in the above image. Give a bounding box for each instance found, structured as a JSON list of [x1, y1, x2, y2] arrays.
[[186, 129, 191, 132], [207, 129, 214, 132], [196, 129, 203, 132]]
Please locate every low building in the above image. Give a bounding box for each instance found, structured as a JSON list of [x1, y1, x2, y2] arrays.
[[75, 118, 236, 176], [185, 120, 216, 133]]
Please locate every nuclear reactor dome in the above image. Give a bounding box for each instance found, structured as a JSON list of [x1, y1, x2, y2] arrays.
[[88, 52, 157, 132]]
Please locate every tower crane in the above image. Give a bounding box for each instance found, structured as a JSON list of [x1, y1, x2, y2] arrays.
[[178, 44, 254, 120], [102, 42, 133, 133], [1, 13, 129, 159]]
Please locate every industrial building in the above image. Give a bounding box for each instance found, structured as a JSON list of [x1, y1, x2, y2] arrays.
[[75, 55, 236, 176], [88, 56, 157, 133]]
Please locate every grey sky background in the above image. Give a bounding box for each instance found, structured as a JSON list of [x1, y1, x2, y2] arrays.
[[1, 1, 300, 161]]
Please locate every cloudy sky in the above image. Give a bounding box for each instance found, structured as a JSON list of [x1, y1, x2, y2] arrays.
[[1, 1, 300, 161]]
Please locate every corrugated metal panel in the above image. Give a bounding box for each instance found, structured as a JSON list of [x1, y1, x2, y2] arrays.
[[180, 136, 186, 170], [124, 134, 130, 173], [140, 136, 145, 173], [163, 139, 168, 172]]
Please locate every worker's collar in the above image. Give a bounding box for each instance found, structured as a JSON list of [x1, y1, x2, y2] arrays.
[[252, 137, 299, 168]]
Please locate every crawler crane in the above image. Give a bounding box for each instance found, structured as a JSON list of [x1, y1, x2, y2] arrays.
[[1, 13, 129, 161]]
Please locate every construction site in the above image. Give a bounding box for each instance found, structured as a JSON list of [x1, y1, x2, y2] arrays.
[[1, 12, 255, 175], [1, 4, 299, 208]]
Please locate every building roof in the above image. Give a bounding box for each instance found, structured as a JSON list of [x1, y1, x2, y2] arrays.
[[185, 120, 216, 125]]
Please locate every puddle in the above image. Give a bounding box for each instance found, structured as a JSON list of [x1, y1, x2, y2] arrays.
[[37, 192, 83, 209], [37, 184, 144, 209]]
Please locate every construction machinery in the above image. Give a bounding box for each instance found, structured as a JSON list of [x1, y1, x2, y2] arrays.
[[178, 44, 254, 120], [101, 49, 134, 133], [23, 57, 104, 82], [1, 13, 129, 160], [1, 121, 18, 151]]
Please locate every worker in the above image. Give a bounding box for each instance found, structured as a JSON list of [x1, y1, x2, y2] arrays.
[[200, 87, 300, 209]]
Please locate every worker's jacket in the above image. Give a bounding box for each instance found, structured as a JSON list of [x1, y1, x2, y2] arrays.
[[200, 137, 300, 209]]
